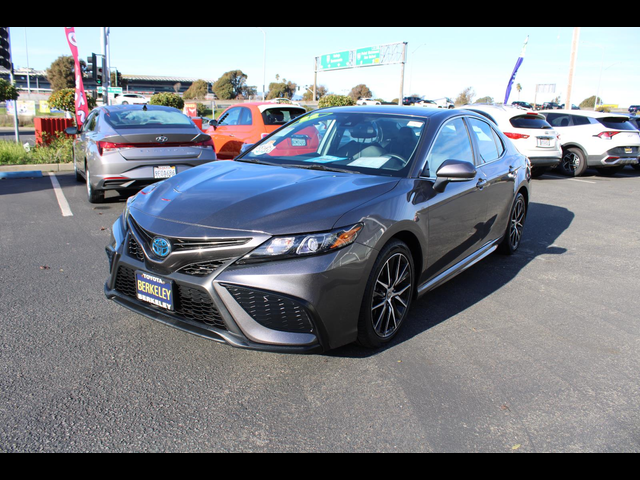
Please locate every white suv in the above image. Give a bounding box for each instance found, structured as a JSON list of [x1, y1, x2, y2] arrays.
[[464, 105, 562, 177], [113, 94, 149, 106], [540, 110, 640, 176]]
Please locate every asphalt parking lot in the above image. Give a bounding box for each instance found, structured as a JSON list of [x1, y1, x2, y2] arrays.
[[0, 167, 639, 453]]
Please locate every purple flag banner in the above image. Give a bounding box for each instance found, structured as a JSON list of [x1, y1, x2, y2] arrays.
[[504, 36, 529, 106]]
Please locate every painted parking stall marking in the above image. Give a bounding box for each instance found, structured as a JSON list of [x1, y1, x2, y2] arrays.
[[47, 172, 73, 217]]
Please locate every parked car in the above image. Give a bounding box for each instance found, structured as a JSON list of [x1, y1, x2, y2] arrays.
[[432, 97, 455, 109], [105, 106, 531, 353], [403, 96, 423, 106], [628, 105, 639, 114], [464, 104, 561, 177], [540, 110, 640, 176], [66, 105, 216, 203], [357, 98, 382, 106], [113, 94, 148, 105], [205, 102, 307, 160], [416, 100, 439, 108], [512, 101, 534, 110], [543, 102, 561, 110]]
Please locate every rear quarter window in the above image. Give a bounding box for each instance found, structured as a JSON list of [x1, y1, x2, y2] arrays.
[[262, 108, 306, 126]]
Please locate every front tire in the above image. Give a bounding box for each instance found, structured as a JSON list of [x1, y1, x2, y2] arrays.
[[357, 241, 415, 349]]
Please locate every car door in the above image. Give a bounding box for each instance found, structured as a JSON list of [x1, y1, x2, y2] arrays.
[[211, 107, 255, 160], [467, 117, 516, 243], [420, 117, 490, 279]]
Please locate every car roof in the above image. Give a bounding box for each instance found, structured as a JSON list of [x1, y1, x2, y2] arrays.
[[463, 104, 544, 120]]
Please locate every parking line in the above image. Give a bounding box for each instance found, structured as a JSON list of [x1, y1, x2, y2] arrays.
[[545, 174, 597, 184], [48, 172, 73, 217]]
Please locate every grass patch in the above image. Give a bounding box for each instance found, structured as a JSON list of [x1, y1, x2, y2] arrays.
[[0, 133, 73, 165]]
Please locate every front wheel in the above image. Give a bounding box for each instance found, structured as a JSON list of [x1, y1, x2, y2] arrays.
[[357, 241, 415, 349]]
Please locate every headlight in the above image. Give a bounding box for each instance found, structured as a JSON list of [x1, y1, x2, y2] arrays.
[[239, 224, 364, 264], [123, 195, 136, 230]]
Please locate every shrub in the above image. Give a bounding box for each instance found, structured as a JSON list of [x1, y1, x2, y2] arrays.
[[318, 94, 356, 109], [149, 92, 184, 110]]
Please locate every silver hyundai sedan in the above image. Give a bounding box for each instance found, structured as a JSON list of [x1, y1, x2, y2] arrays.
[[105, 106, 531, 353], [66, 105, 217, 203]]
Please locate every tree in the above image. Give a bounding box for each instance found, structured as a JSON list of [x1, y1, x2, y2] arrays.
[[455, 87, 476, 106], [267, 76, 297, 100], [46, 56, 85, 92], [0, 78, 19, 102], [580, 95, 603, 110], [184, 80, 210, 100], [318, 94, 356, 109], [149, 92, 184, 110], [213, 70, 252, 100], [303, 85, 328, 102], [48, 88, 97, 115], [349, 84, 372, 101], [475, 96, 494, 104]]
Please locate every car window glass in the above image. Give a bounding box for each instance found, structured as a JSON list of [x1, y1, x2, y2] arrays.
[[218, 108, 243, 127], [104, 109, 192, 129], [468, 118, 501, 164], [262, 108, 306, 126], [546, 113, 571, 127], [571, 115, 591, 126], [425, 118, 474, 176], [241, 111, 426, 178]]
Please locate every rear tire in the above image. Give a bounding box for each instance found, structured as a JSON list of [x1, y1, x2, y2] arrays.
[[559, 147, 588, 177], [357, 241, 415, 349], [86, 163, 104, 204], [499, 193, 527, 255]]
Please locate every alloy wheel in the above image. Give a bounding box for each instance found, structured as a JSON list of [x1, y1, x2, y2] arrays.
[[509, 195, 526, 251], [371, 253, 413, 339]]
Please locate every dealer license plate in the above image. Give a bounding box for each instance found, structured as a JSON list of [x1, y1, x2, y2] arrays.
[[538, 138, 553, 147], [154, 166, 176, 179], [136, 271, 174, 311]]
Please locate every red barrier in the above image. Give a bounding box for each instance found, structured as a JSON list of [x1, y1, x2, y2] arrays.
[[34, 117, 75, 146]]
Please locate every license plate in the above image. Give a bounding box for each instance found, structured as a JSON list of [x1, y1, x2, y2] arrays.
[[625, 148, 633, 154], [136, 271, 174, 311], [154, 166, 176, 179], [538, 138, 552, 147]]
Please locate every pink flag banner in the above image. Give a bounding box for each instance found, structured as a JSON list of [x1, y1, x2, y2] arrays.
[[64, 27, 90, 126]]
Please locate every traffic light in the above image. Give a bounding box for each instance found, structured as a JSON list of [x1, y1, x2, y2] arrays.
[[0, 27, 12, 71], [88, 53, 103, 86]]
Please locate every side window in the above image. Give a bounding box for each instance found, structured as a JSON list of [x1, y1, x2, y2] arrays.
[[425, 118, 474, 177], [217, 108, 243, 127], [238, 107, 253, 126], [546, 113, 571, 128], [571, 115, 591, 126], [468, 118, 502, 164], [84, 111, 99, 133]]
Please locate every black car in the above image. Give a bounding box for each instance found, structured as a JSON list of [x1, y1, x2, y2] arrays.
[[629, 105, 640, 114], [403, 96, 423, 106]]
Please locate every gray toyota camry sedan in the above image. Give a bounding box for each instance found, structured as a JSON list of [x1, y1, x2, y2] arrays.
[[66, 105, 217, 203], [105, 106, 531, 353]]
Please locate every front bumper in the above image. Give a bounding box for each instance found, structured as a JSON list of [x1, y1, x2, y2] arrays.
[[105, 216, 375, 353]]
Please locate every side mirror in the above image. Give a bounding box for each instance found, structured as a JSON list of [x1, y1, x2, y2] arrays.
[[209, 119, 218, 129], [433, 160, 477, 193], [65, 126, 78, 136]]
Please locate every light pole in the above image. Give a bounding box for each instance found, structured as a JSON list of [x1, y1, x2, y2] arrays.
[[257, 27, 266, 101]]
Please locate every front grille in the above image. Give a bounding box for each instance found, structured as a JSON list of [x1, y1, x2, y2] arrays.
[[178, 259, 231, 277], [226, 285, 314, 334], [128, 235, 145, 262], [114, 265, 226, 331]]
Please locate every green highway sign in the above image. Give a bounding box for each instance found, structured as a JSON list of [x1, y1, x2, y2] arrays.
[[319, 51, 352, 71], [356, 46, 381, 67]]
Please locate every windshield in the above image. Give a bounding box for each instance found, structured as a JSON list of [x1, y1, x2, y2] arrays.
[[105, 108, 193, 129], [238, 111, 427, 177]]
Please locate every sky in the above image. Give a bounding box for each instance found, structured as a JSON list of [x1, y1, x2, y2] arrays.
[[7, 27, 640, 107]]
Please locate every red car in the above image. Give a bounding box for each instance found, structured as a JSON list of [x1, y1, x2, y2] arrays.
[[205, 102, 307, 160]]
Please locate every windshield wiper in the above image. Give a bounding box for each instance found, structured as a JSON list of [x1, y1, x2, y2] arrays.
[[236, 158, 279, 166], [284, 163, 357, 174]]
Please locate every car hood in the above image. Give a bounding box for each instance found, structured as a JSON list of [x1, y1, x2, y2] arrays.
[[131, 161, 399, 236]]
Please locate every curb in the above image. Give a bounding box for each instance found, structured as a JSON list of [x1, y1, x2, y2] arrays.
[[0, 163, 74, 174]]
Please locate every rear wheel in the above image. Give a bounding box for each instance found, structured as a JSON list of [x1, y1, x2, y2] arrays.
[[559, 147, 588, 177], [499, 193, 527, 255], [86, 163, 104, 204], [358, 241, 414, 349]]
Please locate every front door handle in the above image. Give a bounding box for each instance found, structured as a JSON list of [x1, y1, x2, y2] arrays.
[[476, 178, 487, 190]]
